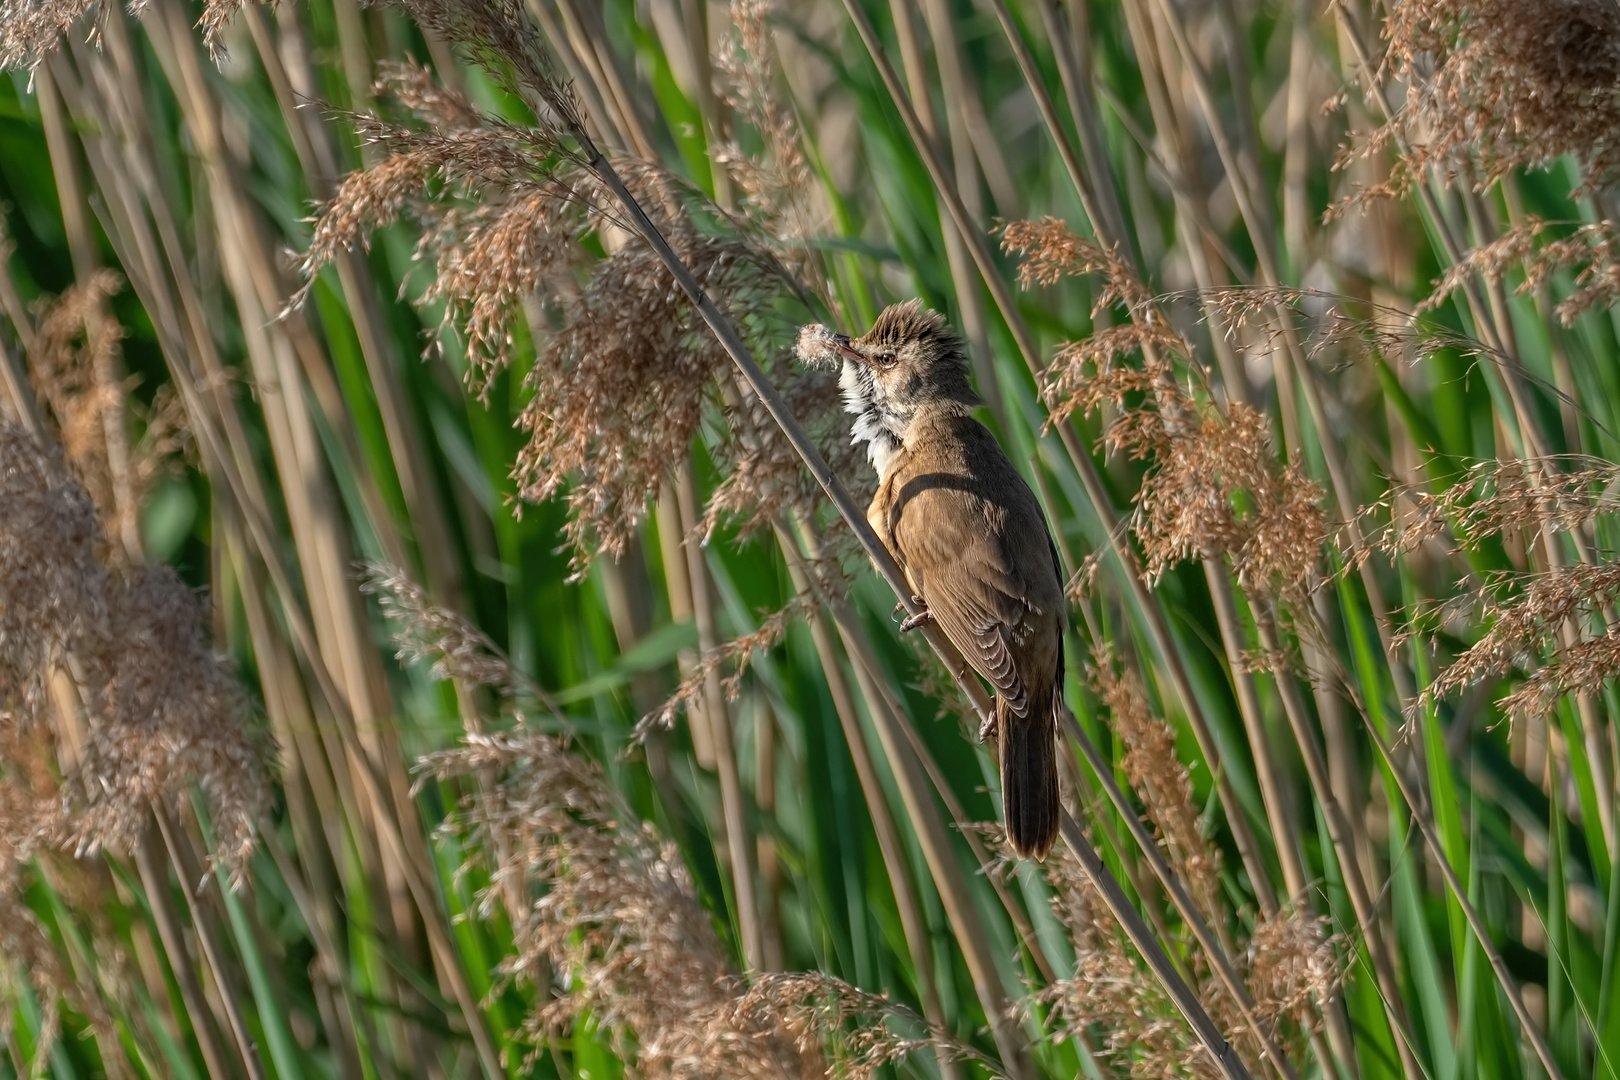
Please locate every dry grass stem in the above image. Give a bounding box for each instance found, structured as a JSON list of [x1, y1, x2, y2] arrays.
[[635, 594, 814, 740], [1035, 839, 1225, 1080]]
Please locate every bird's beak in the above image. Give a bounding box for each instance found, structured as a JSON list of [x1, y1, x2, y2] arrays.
[[831, 334, 868, 366]]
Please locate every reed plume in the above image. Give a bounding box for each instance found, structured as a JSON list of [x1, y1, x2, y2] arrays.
[[0, 421, 271, 884], [421, 728, 822, 1078], [1382, 0, 1620, 192], [1001, 219, 1327, 596]]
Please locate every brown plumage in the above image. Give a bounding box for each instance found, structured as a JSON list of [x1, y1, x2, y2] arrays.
[[816, 301, 1066, 859]]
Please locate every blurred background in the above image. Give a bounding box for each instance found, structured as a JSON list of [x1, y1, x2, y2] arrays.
[[1, 0, 1617, 1078]]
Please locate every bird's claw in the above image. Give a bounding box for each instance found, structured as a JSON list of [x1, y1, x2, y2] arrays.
[[978, 714, 998, 742], [898, 607, 933, 633]]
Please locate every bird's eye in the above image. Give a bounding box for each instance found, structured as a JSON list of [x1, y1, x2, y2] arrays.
[[878, 350, 898, 368]]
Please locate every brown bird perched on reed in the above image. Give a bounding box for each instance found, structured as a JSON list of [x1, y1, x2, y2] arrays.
[[797, 301, 1066, 858]]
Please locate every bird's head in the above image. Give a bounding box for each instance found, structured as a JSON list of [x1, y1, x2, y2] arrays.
[[795, 301, 980, 476], [827, 300, 980, 418]]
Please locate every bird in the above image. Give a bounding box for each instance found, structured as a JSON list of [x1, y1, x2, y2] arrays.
[[798, 300, 1067, 858]]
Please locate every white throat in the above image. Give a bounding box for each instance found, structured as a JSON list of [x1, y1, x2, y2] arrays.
[[840, 359, 905, 480]]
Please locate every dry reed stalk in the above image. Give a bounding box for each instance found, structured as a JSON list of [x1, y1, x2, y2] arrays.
[[772, 518, 964, 1080], [241, 8, 463, 607], [1301, 601, 1571, 1080], [786, 519, 1037, 1080], [49, 9, 505, 1064], [675, 461, 763, 971], [884, 0, 1008, 428], [1073, 661, 1305, 1080]]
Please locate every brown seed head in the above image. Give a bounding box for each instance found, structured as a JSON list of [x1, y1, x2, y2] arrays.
[[1380, 0, 1620, 192]]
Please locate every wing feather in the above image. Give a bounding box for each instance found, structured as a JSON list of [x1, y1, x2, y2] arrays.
[[890, 481, 1040, 716]]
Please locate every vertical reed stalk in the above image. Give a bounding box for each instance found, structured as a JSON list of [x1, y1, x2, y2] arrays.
[[676, 461, 764, 970]]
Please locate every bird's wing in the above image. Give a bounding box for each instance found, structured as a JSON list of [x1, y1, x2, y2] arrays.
[[891, 481, 1041, 716]]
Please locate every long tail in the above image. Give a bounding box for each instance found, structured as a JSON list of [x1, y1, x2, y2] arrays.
[[1000, 683, 1059, 859]]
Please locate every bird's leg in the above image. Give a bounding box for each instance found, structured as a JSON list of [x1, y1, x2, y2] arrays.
[[977, 712, 998, 742]]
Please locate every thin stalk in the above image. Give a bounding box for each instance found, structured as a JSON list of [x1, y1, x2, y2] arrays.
[[835, 614, 1036, 1080], [978, 0, 1109, 255], [36, 65, 140, 557], [151, 805, 269, 1080], [553, 0, 657, 158], [676, 461, 763, 971], [133, 829, 244, 1080], [1063, 709, 1302, 1080], [1056, 808, 1253, 1080], [1205, 564, 1360, 1080], [774, 520, 963, 1080], [894, 0, 1007, 429], [1282, 0, 1315, 274], [1250, 599, 1423, 1080], [658, 480, 716, 767], [1038, 0, 1131, 263], [1316, 620, 1569, 1080], [244, 4, 464, 605]]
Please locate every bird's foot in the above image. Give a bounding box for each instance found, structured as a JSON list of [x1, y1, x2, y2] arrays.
[[898, 605, 933, 633], [977, 713, 998, 742]]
